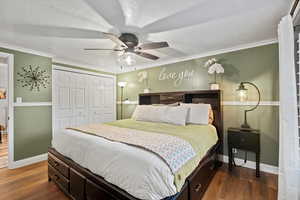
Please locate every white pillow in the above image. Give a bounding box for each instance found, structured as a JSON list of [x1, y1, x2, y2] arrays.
[[132, 105, 189, 126], [164, 106, 189, 126], [180, 103, 211, 125], [131, 105, 145, 120]]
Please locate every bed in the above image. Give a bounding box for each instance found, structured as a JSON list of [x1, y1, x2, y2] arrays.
[[48, 90, 223, 200]]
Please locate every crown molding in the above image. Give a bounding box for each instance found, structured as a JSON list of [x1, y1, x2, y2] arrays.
[[0, 41, 54, 58], [118, 38, 278, 74], [53, 65, 116, 78], [52, 58, 116, 74]]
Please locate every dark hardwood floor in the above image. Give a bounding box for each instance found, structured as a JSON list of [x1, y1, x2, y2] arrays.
[[203, 164, 277, 200], [0, 134, 8, 168], [0, 161, 277, 200]]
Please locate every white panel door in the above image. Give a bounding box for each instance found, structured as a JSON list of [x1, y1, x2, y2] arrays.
[[102, 77, 114, 122], [71, 73, 89, 127], [53, 68, 115, 132], [53, 70, 72, 131], [88, 76, 104, 124]]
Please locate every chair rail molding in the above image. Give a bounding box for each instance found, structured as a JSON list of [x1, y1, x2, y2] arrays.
[[116, 100, 280, 106], [13, 102, 52, 107]]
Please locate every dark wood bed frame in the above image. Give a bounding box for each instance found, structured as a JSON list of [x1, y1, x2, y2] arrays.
[[48, 90, 223, 200]]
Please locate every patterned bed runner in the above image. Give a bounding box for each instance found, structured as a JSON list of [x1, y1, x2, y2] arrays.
[[67, 124, 196, 173]]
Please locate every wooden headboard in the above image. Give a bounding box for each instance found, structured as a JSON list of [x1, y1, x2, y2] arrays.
[[139, 90, 223, 149]]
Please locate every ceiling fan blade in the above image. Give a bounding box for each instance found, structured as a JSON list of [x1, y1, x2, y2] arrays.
[[138, 42, 169, 50], [142, 0, 266, 33], [84, 0, 126, 29], [10, 24, 106, 39], [135, 51, 159, 60], [103, 33, 128, 48], [84, 48, 123, 51]]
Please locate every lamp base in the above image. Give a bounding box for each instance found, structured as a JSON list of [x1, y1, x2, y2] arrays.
[[240, 123, 252, 131], [241, 123, 250, 128]]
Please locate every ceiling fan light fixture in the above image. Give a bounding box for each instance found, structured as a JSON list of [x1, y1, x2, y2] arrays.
[[118, 52, 136, 66]]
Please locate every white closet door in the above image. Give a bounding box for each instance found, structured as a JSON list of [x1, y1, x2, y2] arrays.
[[71, 73, 89, 127], [88, 76, 104, 124], [102, 77, 114, 122], [53, 70, 72, 131], [53, 69, 115, 132]]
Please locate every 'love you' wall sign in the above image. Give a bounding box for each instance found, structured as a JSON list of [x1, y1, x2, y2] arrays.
[[158, 67, 194, 87]]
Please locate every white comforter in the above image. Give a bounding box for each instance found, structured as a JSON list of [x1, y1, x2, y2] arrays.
[[52, 129, 177, 200]]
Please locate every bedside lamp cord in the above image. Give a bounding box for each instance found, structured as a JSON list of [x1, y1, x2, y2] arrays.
[[233, 151, 248, 167]]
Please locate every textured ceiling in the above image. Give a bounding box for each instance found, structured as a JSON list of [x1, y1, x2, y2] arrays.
[[0, 0, 292, 73]]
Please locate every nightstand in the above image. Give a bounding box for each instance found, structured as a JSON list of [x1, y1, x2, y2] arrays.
[[228, 127, 260, 177]]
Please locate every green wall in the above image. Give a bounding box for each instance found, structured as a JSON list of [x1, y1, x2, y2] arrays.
[[117, 44, 279, 166], [0, 48, 52, 161], [14, 107, 52, 160]]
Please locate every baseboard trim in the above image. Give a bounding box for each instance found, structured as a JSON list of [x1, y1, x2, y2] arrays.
[[10, 153, 48, 169], [219, 154, 278, 175]]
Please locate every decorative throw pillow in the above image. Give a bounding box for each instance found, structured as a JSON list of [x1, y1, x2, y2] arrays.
[[132, 105, 189, 125], [132, 105, 167, 122]]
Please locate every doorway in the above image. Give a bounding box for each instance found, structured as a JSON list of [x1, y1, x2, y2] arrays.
[[0, 56, 8, 168], [0, 52, 13, 169]]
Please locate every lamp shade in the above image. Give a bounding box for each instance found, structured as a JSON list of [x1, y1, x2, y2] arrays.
[[235, 81, 261, 129], [118, 81, 127, 88], [236, 83, 248, 102]]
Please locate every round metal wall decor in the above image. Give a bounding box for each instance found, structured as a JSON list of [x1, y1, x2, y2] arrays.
[[17, 65, 50, 91]]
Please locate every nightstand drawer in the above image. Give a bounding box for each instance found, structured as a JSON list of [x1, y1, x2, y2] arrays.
[[228, 131, 259, 152]]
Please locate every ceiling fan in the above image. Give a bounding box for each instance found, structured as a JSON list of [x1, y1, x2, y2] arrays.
[[84, 33, 169, 62]]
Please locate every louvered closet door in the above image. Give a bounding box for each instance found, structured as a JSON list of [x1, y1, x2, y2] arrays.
[[53, 69, 115, 132]]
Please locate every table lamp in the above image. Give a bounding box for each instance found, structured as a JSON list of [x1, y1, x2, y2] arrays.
[[236, 82, 261, 129]]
